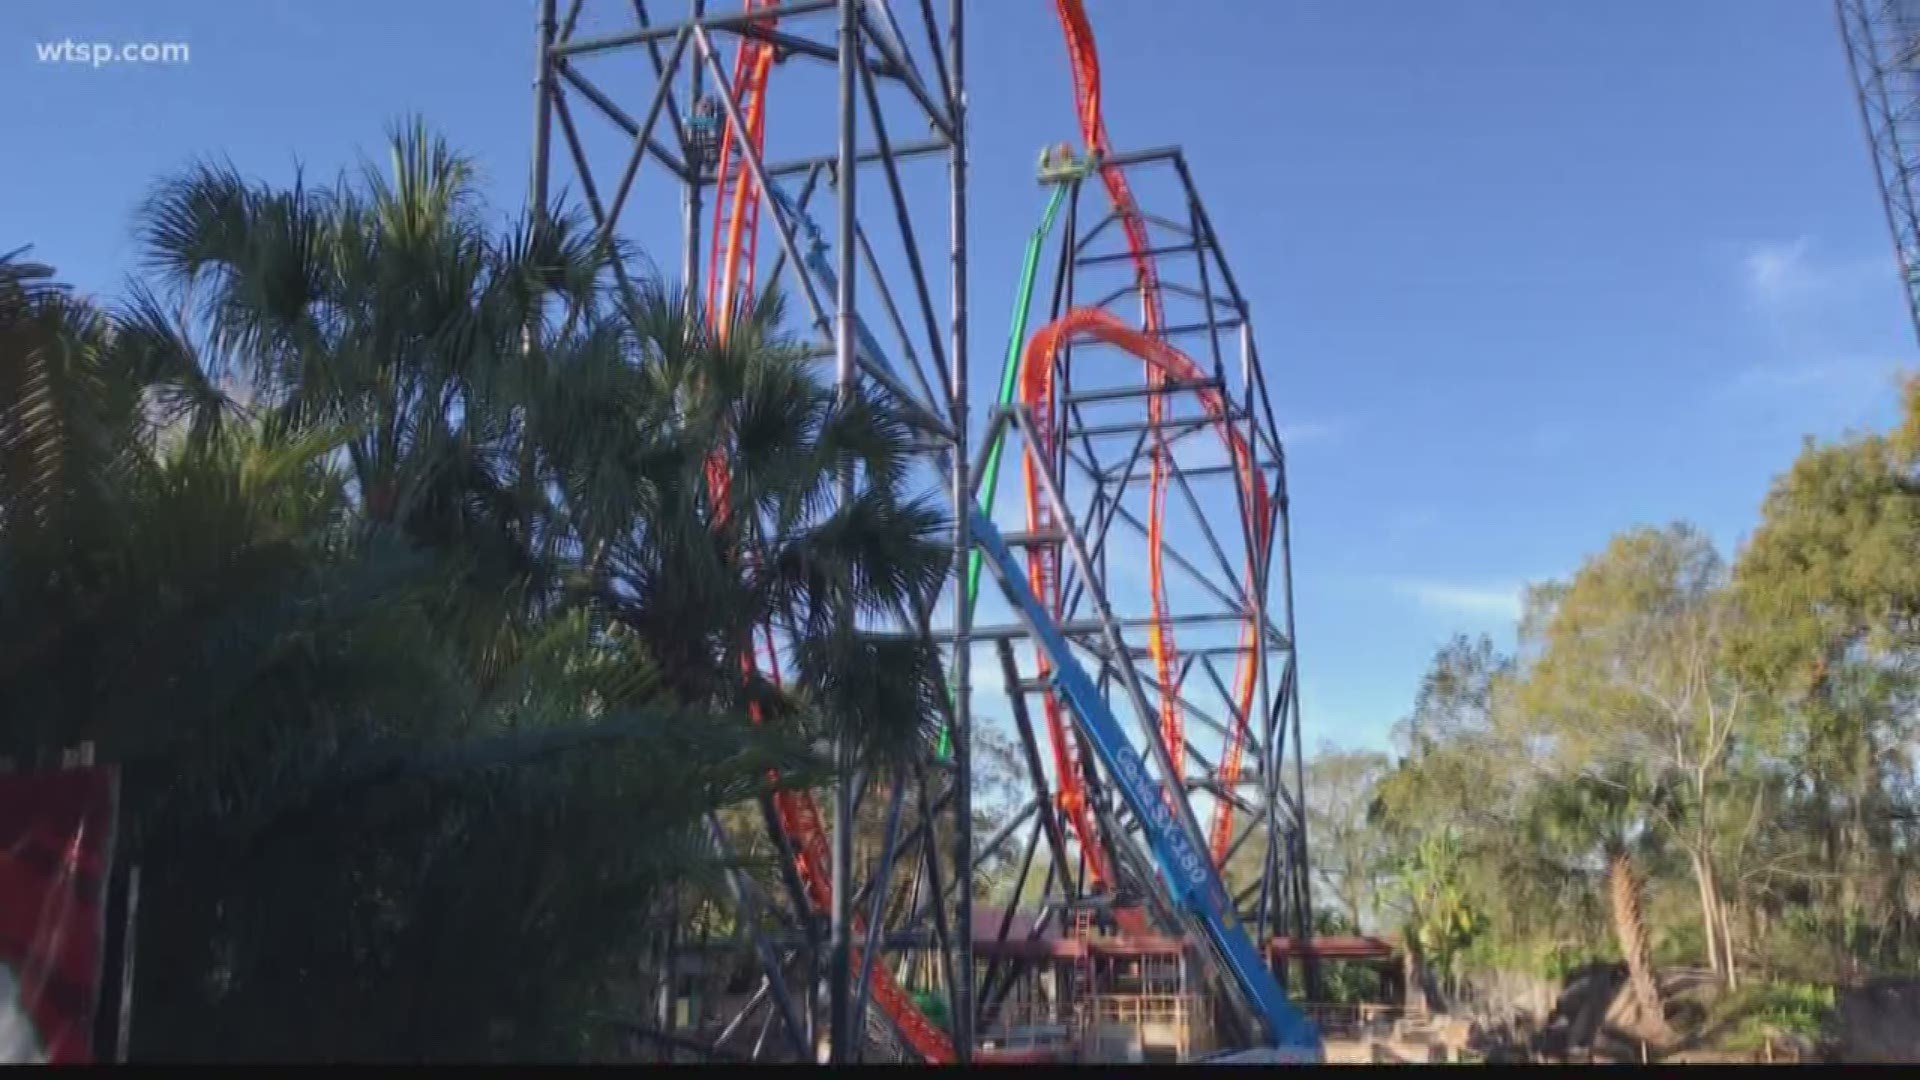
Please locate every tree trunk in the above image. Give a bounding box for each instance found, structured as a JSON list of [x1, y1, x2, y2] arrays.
[[1721, 908, 1737, 988], [1695, 861, 1721, 980], [1692, 850, 1736, 989], [1716, 887, 1739, 990], [1607, 848, 1670, 1041], [1403, 943, 1429, 1018]]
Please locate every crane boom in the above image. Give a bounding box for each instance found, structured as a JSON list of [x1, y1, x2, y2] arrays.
[[969, 509, 1323, 1061]]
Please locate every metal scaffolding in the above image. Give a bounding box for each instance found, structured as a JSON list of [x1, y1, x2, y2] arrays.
[[531, 0, 1314, 1062], [1839, 0, 1920, 345], [962, 144, 1316, 1010], [532, 0, 971, 1063]]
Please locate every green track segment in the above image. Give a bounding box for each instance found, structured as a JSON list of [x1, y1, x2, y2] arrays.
[[937, 183, 1068, 762]]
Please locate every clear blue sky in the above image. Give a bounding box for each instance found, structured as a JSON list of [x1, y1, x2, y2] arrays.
[[6, 2, 1913, 756]]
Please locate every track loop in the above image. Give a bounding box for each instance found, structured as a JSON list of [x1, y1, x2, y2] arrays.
[[1016, 306, 1273, 871]]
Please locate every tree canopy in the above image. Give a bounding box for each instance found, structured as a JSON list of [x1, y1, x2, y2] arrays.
[[1324, 373, 1920, 1046], [2, 124, 952, 1061]]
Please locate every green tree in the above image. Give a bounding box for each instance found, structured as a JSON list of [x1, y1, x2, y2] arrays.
[[3, 119, 958, 1060], [1527, 766, 1674, 1040], [0, 247, 806, 1059], [136, 117, 952, 795], [1373, 637, 1528, 950], [1387, 831, 1486, 1008], [1512, 524, 1749, 987], [1375, 637, 1617, 987], [1305, 745, 1393, 929], [1728, 381, 1920, 979], [1376, 635, 1518, 841]]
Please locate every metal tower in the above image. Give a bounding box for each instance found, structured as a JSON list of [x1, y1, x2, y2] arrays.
[[962, 145, 1316, 1002], [530, 0, 972, 1063], [530, 0, 1317, 1062], [1840, 0, 1920, 344]]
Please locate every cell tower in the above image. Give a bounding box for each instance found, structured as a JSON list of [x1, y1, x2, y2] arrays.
[[1839, 0, 1920, 343]]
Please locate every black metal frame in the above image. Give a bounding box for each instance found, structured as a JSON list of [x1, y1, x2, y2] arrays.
[[534, 2, 1318, 1061], [532, 0, 970, 1064], [1838, 0, 1920, 348], [950, 147, 1317, 993]]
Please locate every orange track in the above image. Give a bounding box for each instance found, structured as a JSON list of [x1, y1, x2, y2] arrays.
[[1038, 0, 1273, 870], [701, 1, 954, 1063], [1017, 309, 1273, 868], [1053, 0, 1182, 784], [700, 1, 1271, 1062]]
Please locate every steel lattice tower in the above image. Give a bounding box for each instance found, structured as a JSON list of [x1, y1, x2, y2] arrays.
[[531, 0, 972, 1063], [960, 147, 1316, 1010], [1840, 0, 1920, 344], [530, 0, 1317, 1061]]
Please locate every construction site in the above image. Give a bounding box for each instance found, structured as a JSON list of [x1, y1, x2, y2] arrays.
[[526, 0, 1920, 1062], [522, 0, 1373, 1063], [9, 0, 1920, 1066]]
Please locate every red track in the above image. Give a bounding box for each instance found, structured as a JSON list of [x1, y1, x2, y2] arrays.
[[1017, 310, 1272, 864], [700, 1, 1273, 1062], [702, 0, 954, 1063], [1032, 1, 1274, 871]]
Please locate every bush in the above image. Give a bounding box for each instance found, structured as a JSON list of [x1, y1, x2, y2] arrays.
[[1706, 981, 1835, 1051]]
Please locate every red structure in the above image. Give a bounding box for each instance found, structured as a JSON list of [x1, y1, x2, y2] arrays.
[[0, 767, 119, 1064]]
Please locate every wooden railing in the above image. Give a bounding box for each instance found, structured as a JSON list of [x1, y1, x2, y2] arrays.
[[976, 1000, 1074, 1048], [1301, 1002, 1405, 1040], [1087, 993, 1193, 1029]]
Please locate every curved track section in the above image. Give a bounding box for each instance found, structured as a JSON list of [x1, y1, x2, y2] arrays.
[[1036, 1, 1271, 872], [695, 0, 1283, 1061], [1053, 0, 1186, 789], [1016, 309, 1271, 870], [701, 0, 953, 1063], [701, 2, 773, 340]]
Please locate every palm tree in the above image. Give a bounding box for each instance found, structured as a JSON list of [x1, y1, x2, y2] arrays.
[[7, 118, 954, 1058], [0, 247, 243, 760], [1529, 766, 1674, 1043], [1, 246, 811, 1060], [561, 282, 952, 764], [135, 122, 951, 764], [6, 113, 955, 1058], [135, 121, 623, 691]]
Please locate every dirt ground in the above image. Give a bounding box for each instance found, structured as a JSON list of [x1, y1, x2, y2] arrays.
[[1449, 966, 1920, 1064]]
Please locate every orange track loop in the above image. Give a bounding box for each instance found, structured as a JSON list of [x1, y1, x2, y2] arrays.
[[1018, 308, 1272, 870], [1053, 0, 1185, 798], [702, 1, 954, 1063], [1049, 0, 1272, 868]]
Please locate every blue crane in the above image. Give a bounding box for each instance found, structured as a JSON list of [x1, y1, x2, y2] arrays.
[[969, 509, 1323, 1060]]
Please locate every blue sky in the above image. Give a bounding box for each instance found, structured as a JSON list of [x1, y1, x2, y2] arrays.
[[6, 1, 1914, 758]]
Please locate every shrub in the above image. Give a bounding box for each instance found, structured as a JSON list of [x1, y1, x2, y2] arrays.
[[1706, 981, 1835, 1051]]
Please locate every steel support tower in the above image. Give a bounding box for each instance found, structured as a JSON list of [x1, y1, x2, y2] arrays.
[[1840, 0, 1920, 345], [962, 145, 1315, 1006], [530, 0, 972, 1063], [530, 0, 1316, 1062]]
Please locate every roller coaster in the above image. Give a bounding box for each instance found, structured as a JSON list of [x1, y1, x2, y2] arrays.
[[533, 0, 1319, 1062]]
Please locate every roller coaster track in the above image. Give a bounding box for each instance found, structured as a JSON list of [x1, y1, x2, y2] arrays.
[[794, 219, 1310, 1054], [699, 0, 954, 1063], [1033, 0, 1273, 872], [700, 0, 1280, 1062], [972, 509, 1321, 1059]]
